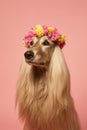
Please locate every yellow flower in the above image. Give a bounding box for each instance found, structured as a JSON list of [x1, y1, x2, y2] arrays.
[[24, 43, 28, 47], [58, 35, 66, 44], [48, 27, 55, 33], [35, 24, 44, 37]]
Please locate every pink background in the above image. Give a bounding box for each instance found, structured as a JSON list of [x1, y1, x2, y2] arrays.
[[0, 0, 87, 130]]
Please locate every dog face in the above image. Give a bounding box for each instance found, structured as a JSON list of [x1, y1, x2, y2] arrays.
[[24, 36, 56, 68]]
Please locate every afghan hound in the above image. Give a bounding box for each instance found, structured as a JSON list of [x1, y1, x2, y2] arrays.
[[16, 30, 81, 130]]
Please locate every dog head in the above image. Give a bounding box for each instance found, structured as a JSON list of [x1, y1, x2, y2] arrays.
[[23, 24, 65, 68], [24, 36, 56, 68]]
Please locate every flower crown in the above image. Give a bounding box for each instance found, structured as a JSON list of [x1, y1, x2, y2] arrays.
[[23, 24, 66, 49]]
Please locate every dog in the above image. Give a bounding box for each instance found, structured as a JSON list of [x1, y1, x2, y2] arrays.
[[16, 25, 81, 130]]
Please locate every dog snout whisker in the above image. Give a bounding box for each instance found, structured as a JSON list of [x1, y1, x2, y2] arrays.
[[24, 51, 34, 60]]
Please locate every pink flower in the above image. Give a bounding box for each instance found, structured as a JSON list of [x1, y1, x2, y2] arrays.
[[48, 32, 52, 38], [59, 42, 66, 49], [48, 28, 60, 41], [42, 25, 49, 34], [25, 30, 36, 39], [24, 30, 36, 47]]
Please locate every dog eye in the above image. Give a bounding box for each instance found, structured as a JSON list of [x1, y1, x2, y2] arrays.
[[30, 41, 34, 46], [42, 40, 50, 46]]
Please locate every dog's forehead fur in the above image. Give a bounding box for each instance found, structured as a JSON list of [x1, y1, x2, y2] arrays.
[[32, 35, 54, 45]]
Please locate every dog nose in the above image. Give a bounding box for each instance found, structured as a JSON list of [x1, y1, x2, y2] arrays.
[[24, 51, 34, 60]]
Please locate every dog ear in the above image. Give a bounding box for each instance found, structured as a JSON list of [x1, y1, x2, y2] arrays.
[[48, 47, 70, 109], [16, 59, 32, 118]]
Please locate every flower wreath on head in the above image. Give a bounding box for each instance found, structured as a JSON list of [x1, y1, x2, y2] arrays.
[[23, 24, 66, 49]]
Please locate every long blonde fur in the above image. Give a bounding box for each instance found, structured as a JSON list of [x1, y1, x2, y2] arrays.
[[16, 46, 81, 130]]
